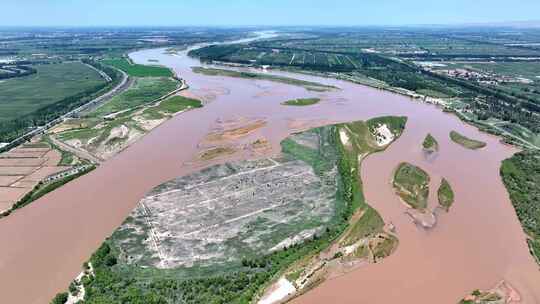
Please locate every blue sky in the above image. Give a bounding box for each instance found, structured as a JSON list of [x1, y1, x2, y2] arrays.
[[2, 0, 540, 27]]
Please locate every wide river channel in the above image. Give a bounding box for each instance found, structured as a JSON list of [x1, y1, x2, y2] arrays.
[[0, 37, 538, 303]]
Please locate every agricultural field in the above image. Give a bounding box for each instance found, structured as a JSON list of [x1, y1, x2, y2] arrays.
[[58, 116, 407, 304], [0, 137, 89, 215], [101, 58, 173, 77], [0, 27, 253, 60], [251, 29, 540, 58], [90, 77, 178, 117], [190, 43, 465, 98], [0, 62, 106, 122]]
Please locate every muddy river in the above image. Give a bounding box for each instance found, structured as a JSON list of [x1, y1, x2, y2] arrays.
[[0, 37, 538, 303]]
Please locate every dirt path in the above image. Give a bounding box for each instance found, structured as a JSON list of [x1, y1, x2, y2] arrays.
[[48, 136, 103, 164]]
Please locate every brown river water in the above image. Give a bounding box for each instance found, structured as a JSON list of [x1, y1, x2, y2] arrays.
[[0, 42, 538, 304]]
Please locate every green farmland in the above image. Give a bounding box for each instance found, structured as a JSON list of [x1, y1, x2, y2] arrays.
[[102, 58, 173, 77], [91, 77, 178, 117], [0, 62, 106, 122]]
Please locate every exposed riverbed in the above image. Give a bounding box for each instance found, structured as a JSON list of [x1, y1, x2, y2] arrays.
[[0, 37, 538, 304]]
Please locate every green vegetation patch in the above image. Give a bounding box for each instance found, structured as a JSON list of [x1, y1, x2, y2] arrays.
[[342, 206, 384, 246], [450, 131, 487, 150], [92, 77, 178, 117], [142, 95, 202, 120], [437, 178, 455, 211], [192, 67, 335, 91], [50, 292, 68, 304], [282, 98, 320, 106], [102, 57, 173, 77], [501, 150, 540, 265], [422, 133, 439, 152], [367, 116, 408, 136], [0, 62, 105, 122], [393, 162, 430, 210], [340, 116, 408, 154]]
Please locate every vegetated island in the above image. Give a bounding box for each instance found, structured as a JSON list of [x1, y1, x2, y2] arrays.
[[392, 162, 430, 210], [191, 67, 336, 92], [422, 133, 439, 153], [501, 150, 540, 266], [437, 178, 455, 211], [459, 281, 521, 304], [281, 98, 320, 106], [450, 130, 487, 150], [52, 116, 407, 304]]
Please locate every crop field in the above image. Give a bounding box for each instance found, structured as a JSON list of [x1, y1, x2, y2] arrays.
[[192, 45, 361, 72], [191, 45, 464, 98], [0, 62, 105, 122], [0, 27, 254, 60], [253, 30, 540, 57], [91, 77, 178, 116], [102, 58, 173, 77]]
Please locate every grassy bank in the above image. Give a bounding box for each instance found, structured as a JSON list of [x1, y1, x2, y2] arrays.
[[450, 130, 487, 150], [393, 162, 430, 210], [192, 67, 336, 91], [281, 98, 320, 106], [501, 150, 540, 265], [142, 95, 202, 120], [91, 77, 178, 117]]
